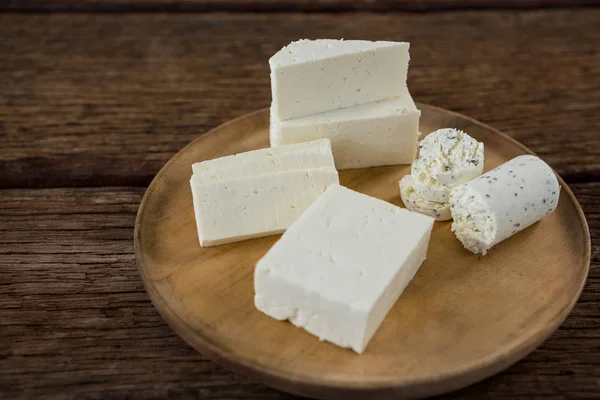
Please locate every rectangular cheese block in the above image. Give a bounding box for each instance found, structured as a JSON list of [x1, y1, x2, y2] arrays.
[[270, 39, 410, 121], [192, 139, 335, 182], [254, 184, 434, 353], [191, 167, 339, 247], [270, 93, 421, 169]]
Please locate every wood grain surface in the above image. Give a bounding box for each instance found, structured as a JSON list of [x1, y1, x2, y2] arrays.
[[2, 0, 598, 12], [1, 183, 597, 399], [1, 11, 600, 188], [1, 7, 599, 400]]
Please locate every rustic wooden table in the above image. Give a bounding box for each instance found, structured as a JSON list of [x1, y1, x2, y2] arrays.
[[1, 3, 599, 399]]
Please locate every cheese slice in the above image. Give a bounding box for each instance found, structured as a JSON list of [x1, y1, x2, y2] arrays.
[[192, 139, 334, 182], [254, 184, 434, 353], [270, 39, 410, 121], [191, 167, 339, 247], [270, 93, 421, 169]]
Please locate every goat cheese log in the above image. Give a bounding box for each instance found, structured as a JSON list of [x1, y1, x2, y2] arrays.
[[411, 129, 484, 202], [399, 175, 452, 221], [449, 155, 560, 255]]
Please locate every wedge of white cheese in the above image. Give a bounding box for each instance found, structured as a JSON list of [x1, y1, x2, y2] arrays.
[[254, 184, 434, 353], [270, 93, 421, 169], [270, 39, 410, 121], [400, 175, 452, 221], [190, 140, 339, 247], [449, 155, 560, 255], [192, 139, 335, 182], [411, 128, 484, 202]]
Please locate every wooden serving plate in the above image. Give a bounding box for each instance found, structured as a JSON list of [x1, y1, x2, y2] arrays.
[[134, 104, 590, 399]]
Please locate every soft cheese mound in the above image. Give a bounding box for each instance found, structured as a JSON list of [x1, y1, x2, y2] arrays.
[[449, 155, 560, 255], [399, 175, 451, 221], [254, 184, 434, 353], [412, 128, 484, 202]]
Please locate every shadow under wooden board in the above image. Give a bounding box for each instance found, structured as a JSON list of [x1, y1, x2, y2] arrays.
[[134, 104, 590, 400]]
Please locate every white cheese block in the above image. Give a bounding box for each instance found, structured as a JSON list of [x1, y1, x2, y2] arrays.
[[411, 128, 484, 202], [191, 167, 339, 247], [254, 184, 434, 353], [270, 93, 421, 169], [399, 175, 451, 221], [192, 139, 335, 182], [449, 155, 560, 255], [270, 39, 410, 121]]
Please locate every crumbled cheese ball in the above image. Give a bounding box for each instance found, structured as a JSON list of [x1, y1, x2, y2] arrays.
[[411, 128, 484, 202]]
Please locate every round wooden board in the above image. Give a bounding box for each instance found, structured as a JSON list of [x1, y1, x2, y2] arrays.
[[134, 104, 590, 400]]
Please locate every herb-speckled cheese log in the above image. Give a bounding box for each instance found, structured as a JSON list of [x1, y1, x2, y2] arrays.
[[399, 175, 452, 221], [449, 155, 560, 255], [269, 39, 410, 121], [411, 128, 484, 202], [270, 93, 421, 169]]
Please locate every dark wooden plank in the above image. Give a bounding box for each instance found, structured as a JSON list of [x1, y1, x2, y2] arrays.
[[1, 10, 599, 189], [2, 0, 598, 12], [0, 184, 598, 399]]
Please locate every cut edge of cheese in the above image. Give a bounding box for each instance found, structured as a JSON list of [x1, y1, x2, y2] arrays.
[[269, 39, 408, 68], [191, 138, 333, 177], [449, 185, 496, 254], [193, 145, 335, 184], [272, 91, 418, 127]]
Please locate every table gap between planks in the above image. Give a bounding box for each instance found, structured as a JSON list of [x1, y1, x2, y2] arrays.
[[0, 4, 599, 400]]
